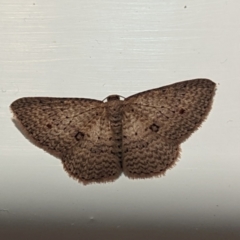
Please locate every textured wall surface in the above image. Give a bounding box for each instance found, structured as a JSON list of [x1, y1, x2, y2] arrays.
[[1, 0, 240, 239]]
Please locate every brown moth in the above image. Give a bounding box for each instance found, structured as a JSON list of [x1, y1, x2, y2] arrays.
[[10, 79, 216, 184]]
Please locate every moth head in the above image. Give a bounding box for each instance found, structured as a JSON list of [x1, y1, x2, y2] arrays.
[[106, 95, 121, 102]]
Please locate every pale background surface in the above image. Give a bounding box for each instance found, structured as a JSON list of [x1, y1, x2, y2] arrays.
[[1, 0, 240, 239]]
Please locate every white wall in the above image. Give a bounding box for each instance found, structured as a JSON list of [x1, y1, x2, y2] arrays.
[[1, 0, 240, 239]]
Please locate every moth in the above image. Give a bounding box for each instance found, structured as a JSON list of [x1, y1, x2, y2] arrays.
[[10, 79, 216, 184]]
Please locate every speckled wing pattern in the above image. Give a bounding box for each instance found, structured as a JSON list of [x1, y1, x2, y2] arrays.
[[10, 98, 122, 184], [122, 79, 216, 178], [10, 79, 216, 184]]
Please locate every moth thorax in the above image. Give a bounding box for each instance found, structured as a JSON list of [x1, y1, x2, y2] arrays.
[[106, 101, 123, 136]]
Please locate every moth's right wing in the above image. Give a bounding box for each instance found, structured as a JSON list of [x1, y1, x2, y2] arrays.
[[121, 79, 216, 179]]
